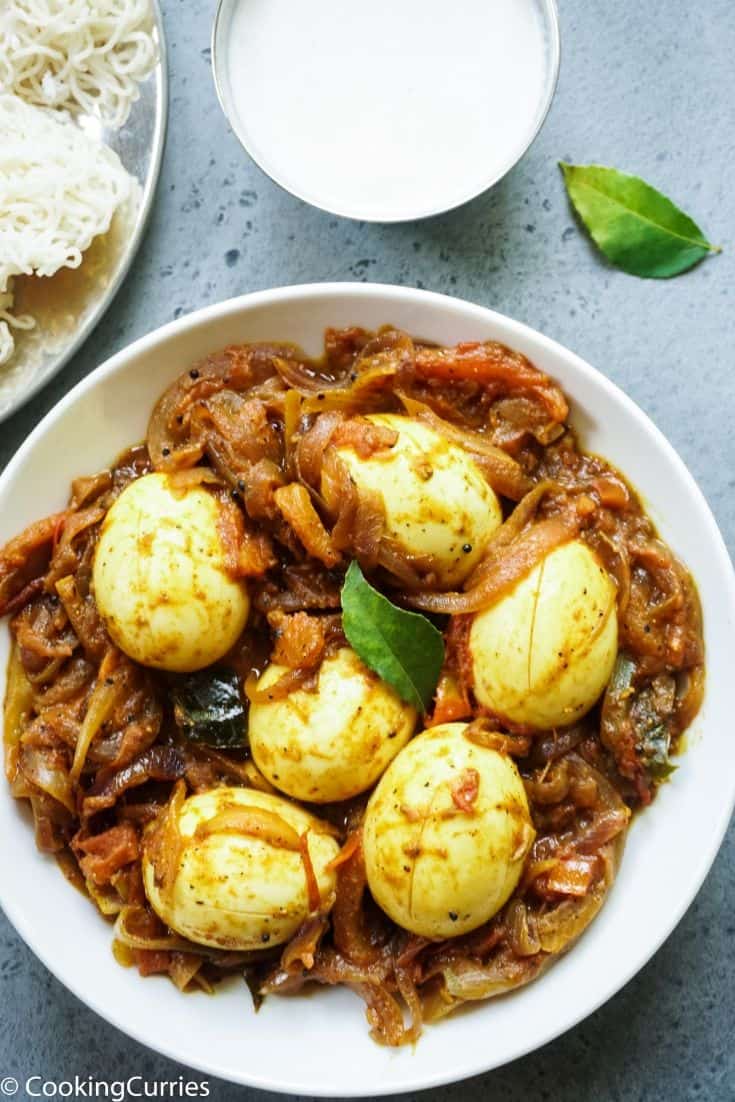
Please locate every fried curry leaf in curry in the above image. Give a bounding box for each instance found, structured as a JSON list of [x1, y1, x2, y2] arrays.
[[170, 666, 247, 748]]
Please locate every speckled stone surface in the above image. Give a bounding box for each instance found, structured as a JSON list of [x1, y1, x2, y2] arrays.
[[1, 1, 734, 1098]]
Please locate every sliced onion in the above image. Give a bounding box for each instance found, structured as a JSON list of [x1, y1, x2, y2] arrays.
[[414, 342, 569, 422], [195, 805, 302, 851], [404, 513, 579, 614], [331, 831, 386, 967], [142, 779, 187, 904], [19, 744, 75, 813], [299, 832, 322, 913], [86, 879, 125, 917], [114, 905, 200, 953], [295, 411, 344, 488], [541, 856, 600, 897], [440, 947, 545, 1002], [166, 468, 223, 492], [322, 450, 385, 568], [55, 574, 108, 661], [398, 395, 532, 501], [464, 722, 532, 757], [301, 363, 401, 415], [244, 666, 318, 704], [534, 865, 613, 954], [587, 530, 631, 615], [0, 511, 65, 615], [274, 483, 341, 568], [3, 641, 34, 783], [83, 745, 183, 817], [169, 953, 207, 992], [70, 649, 122, 781], [281, 915, 329, 972], [272, 355, 340, 394], [506, 899, 541, 957], [283, 388, 302, 478]]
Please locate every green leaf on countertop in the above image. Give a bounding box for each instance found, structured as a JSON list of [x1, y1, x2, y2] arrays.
[[560, 162, 720, 278], [170, 665, 247, 748], [341, 560, 444, 713]]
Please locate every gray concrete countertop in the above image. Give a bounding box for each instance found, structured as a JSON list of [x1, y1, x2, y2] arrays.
[[1, 1, 733, 1098]]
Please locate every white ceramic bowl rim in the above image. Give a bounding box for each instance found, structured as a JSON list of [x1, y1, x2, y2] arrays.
[[0, 283, 733, 1097], [210, 1, 561, 223]]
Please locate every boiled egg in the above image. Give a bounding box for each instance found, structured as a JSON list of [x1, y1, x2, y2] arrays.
[[249, 646, 416, 803], [328, 414, 502, 587], [93, 472, 249, 672], [469, 538, 618, 730], [363, 722, 534, 939], [142, 786, 339, 950]]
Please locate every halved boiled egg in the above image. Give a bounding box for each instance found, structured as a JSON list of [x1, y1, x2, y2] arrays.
[[327, 414, 502, 587], [469, 538, 618, 730], [93, 472, 250, 672], [363, 722, 535, 939], [248, 646, 416, 803], [142, 786, 339, 950]]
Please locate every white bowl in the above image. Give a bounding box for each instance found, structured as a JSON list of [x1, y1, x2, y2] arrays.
[[1, 284, 733, 1096], [211, 0, 560, 222]]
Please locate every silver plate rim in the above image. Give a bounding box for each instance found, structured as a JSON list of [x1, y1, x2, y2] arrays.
[[0, 0, 169, 426]]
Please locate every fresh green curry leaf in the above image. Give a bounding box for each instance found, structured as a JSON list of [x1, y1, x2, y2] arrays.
[[560, 162, 720, 278], [341, 560, 444, 713], [170, 666, 247, 748]]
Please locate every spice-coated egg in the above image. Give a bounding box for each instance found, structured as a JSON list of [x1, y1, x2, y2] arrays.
[[93, 472, 250, 672], [142, 787, 339, 950], [469, 539, 618, 730], [363, 722, 535, 939], [249, 647, 417, 803], [329, 414, 502, 587]]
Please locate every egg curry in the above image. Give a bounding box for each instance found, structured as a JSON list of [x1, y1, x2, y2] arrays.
[[0, 326, 703, 1046]]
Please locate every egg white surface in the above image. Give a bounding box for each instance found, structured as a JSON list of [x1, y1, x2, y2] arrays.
[[363, 722, 535, 939], [249, 647, 416, 803], [469, 538, 618, 730], [331, 414, 502, 586], [93, 472, 250, 672], [142, 786, 339, 950]]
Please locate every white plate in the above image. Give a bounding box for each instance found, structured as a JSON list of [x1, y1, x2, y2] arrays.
[[0, 284, 733, 1096], [212, 0, 560, 222], [0, 0, 168, 424]]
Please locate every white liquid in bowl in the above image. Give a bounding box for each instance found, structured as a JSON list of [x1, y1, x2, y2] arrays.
[[215, 0, 557, 221]]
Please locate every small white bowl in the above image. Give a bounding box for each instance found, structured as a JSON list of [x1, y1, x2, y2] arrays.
[[212, 0, 560, 222], [1, 284, 733, 1096]]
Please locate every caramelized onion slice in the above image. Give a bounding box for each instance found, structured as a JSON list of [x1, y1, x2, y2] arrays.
[[398, 394, 532, 501], [281, 914, 329, 971], [438, 947, 546, 1004], [19, 745, 75, 814], [331, 830, 387, 967], [195, 805, 302, 850], [69, 649, 122, 782], [274, 483, 341, 568], [404, 513, 579, 614], [534, 854, 614, 953], [414, 342, 569, 422], [114, 905, 203, 953], [144, 779, 187, 902], [3, 641, 34, 782]]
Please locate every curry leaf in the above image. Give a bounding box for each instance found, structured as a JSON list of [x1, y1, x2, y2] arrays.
[[170, 666, 247, 748], [341, 560, 444, 713], [560, 163, 720, 278], [637, 723, 677, 783]]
